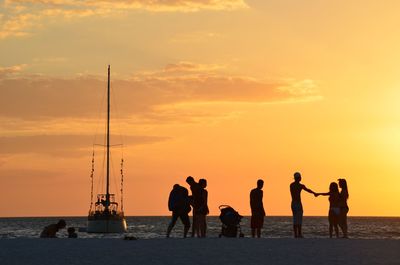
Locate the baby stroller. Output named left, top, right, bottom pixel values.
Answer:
left=218, top=205, right=244, bottom=238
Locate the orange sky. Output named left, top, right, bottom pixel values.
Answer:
left=1, top=0, right=400, bottom=217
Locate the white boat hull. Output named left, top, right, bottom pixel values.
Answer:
left=87, top=218, right=127, bottom=233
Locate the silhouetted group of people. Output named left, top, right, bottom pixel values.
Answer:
left=167, top=176, right=209, bottom=238
left=290, top=172, right=349, bottom=238
left=168, top=172, right=349, bottom=239
left=40, top=172, right=349, bottom=239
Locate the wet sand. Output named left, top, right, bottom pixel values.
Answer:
left=1, top=238, right=399, bottom=265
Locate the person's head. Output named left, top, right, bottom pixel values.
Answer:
left=67, top=227, right=75, bottom=234
left=173, top=184, right=180, bottom=190
left=338, top=178, right=347, bottom=189
left=186, top=176, right=195, bottom=185
left=329, top=182, right=339, bottom=193
left=199, top=178, right=207, bottom=188
left=57, top=219, right=66, bottom=229
left=257, top=179, right=264, bottom=189
left=294, top=172, right=302, bottom=182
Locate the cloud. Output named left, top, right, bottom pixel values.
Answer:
left=0, top=134, right=168, bottom=156
left=0, top=62, right=321, bottom=120
left=1, top=0, right=249, bottom=39
left=0, top=64, right=27, bottom=77
left=169, top=31, right=223, bottom=43
left=6, top=0, right=248, bottom=12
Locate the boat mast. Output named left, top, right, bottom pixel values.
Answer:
left=105, top=65, right=111, bottom=211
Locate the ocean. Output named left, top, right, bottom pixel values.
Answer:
left=0, top=216, right=399, bottom=239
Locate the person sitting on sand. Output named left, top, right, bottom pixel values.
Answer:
left=186, top=176, right=201, bottom=237
left=250, top=179, right=266, bottom=238
left=290, top=172, right=317, bottom=238
left=166, top=184, right=191, bottom=238
left=315, top=182, right=340, bottom=238
left=338, top=178, right=349, bottom=238
left=195, top=178, right=209, bottom=238
left=40, top=219, right=66, bottom=238
left=67, top=227, right=78, bottom=238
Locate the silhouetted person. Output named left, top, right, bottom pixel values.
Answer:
left=316, top=182, right=340, bottom=238
left=250, top=179, right=266, bottom=238
left=290, top=172, right=316, bottom=238
left=67, top=227, right=78, bottom=238
left=196, top=178, right=209, bottom=238
left=338, top=178, right=349, bottom=238
left=40, top=219, right=66, bottom=238
left=186, top=176, right=201, bottom=237
left=166, top=184, right=191, bottom=238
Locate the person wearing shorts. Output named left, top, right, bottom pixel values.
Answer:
left=250, top=179, right=266, bottom=238
left=290, top=172, right=316, bottom=238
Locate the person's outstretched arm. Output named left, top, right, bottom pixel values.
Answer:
left=302, top=185, right=316, bottom=196
left=315, top=192, right=330, bottom=196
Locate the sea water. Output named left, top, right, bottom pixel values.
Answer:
left=0, top=216, right=399, bottom=239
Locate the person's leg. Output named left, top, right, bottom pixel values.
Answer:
left=334, top=224, right=339, bottom=238
left=191, top=213, right=196, bottom=237
left=200, top=215, right=207, bottom=237
left=197, top=215, right=206, bottom=237
left=298, top=205, right=304, bottom=238
left=329, top=212, right=333, bottom=238
left=203, top=215, right=207, bottom=237
left=342, top=209, right=348, bottom=238
left=257, top=215, right=264, bottom=238
left=251, top=215, right=256, bottom=238
left=167, top=213, right=179, bottom=237
left=291, top=203, right=298, bottom=238
left=192, top=213, right=201, bottom=237
left=180, top=213, right=191, bottom=238
left=339, top=208, right=349, bottom=238
left=334, top=213, right=340, bottom=238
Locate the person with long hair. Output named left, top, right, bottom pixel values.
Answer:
left=315, top=182, right=341, bottom=238
left=338, top=178, right=349, bottom=238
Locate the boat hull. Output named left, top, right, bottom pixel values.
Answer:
left=87, top=216, right=127, bottom=233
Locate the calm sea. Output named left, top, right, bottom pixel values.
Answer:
left=0, top=216, right=399, bottom=239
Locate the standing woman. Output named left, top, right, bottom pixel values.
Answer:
left=197, top=178, right=209, bottom=237
left=315, top=182, right=340, bottom=238
left=338, top=178, right=349, bottom=238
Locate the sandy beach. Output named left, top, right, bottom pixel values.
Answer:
left=1, top=238, right=399, bottom=265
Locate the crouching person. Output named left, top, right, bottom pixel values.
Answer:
left=40, top=219, right=66, bottom=238
left=166, top=184, right=191, bottom=238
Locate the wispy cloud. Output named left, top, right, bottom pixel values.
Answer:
left=0, top=64, right=27, bottom=77
left=169, top=31, right=223, bottom=43
left=0, top=134, right=168, bottom=156
left=0, top=62, right=321, bottom=120
left=6, top=0, right=248, bottom=12
left=1, top=0, right=249, bottom=39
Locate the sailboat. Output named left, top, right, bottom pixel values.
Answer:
left=87, top=65, right=128, bottom=233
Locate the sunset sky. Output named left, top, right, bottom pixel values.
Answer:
left=1, top=0, right=400, bottom=217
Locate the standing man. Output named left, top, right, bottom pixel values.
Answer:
left=186, top=176, right=201, bottom=237
left=290, top=172, right=316, bottom=238
left=166, top=184, right=191, bottom=238
left=250, top=179, right=266, bottom=238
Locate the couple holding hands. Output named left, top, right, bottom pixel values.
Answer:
left=290, top=172, right=349, bottom=238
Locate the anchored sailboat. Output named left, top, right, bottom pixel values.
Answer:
left=87, top=65, right=127, bottom=233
